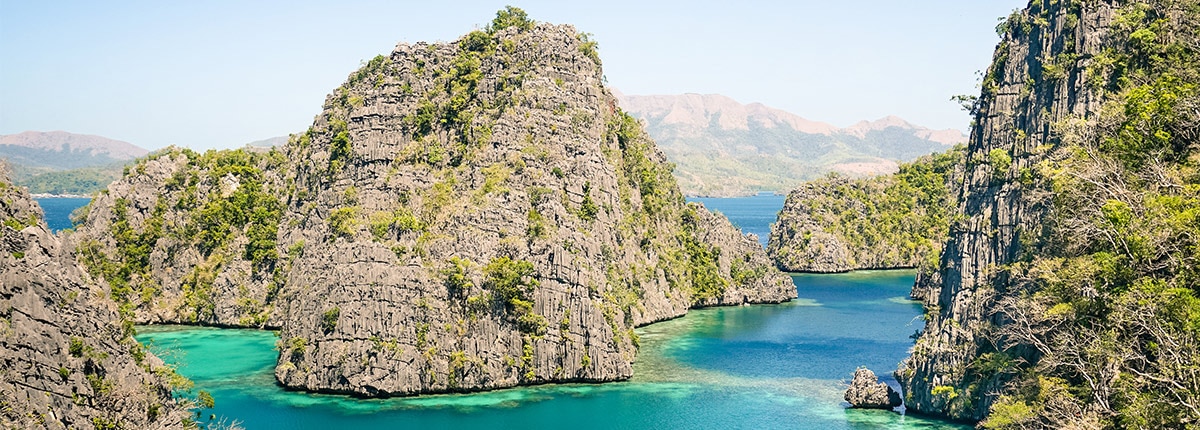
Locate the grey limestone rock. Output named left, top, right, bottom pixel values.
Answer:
left=844, top=368, right=901, bottom=410
left=0, top=164, right=189, bottom=429
left=69, top=18, right=796, bottom=398
left=896, top=0, right=1122, bottom=421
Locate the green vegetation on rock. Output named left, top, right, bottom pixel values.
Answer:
left=71, top=7, right=795, bottom=399
left=767, top=146, right=963, bottom=273
left=76, top=147, right=286, bottom=326
left=893, top=1, right=1200, bottom=427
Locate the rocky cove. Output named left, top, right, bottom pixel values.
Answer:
left=126, top=197, right=968, bottom=429
left=8, top=1, right=1198, bottom=427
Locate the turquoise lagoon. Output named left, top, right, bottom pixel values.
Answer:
left=40, top=196, right=963, bottom=428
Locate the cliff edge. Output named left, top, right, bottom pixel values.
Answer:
left=0, top=164, right=190, bottom=429
left=898, top=0, right=1200, bottom=427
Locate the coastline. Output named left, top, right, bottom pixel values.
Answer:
left=31, top=193, right=91, bottom=199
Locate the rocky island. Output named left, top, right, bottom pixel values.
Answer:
left=766, top=147, right=962, bottom=273
left=66, top=7, right=795, bottom=398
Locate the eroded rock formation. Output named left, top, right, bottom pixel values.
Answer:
left=0, top=164, right=189, bottom=429
left=70, top=11, right=795, bottom=397
left=844, top=368, right=902, bottom=410
left=767, top=149, right=961, bottom=273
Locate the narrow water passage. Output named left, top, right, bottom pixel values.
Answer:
left=137, top=270, right=963, bottom=429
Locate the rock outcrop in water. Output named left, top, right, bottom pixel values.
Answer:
left=70, top=8, right=795, bottom=397
left=898, top=0, right=1200, bottom=427
left=0, top=164, right=189, bottom=429
left=843, top=368, right=901, bottom=410
left=766, top=148, right=962, bottom=273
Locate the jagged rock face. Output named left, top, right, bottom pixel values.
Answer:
left=0, top=166, right=188, bottom=429
left=769, top=178, right=879, bottom=273
left=71, top=18, right=794, bottom=397
left=68, top=148, right=289, bottom=327
left=844, top=368, right=901, bottom=409
left=897, top=0, right=1118, bottom=420
left=272, top=21, right=794, bottom=396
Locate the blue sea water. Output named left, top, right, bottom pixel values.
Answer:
left=34, top=197, right=91, bottom=232
left=689, top=195, right=786, bottom=247
left=121, top=196, right=962, bottom=429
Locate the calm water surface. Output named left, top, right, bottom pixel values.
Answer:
left=119, top=196, right=960, bottom=429
left=689, top=195, right=785, bottom=247
left=34, top=197, right=90, bottom=232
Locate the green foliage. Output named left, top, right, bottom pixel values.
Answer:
left=321, top=307, right=340, bottom=334
left=91, top=417, right=117, bottom=430
left=327, top=207, right=358, bottom=238
left=526, top=208, right=547, bottom=239
left=349, top=54, right=390, bottom=87
left=68, top=337, right=86, bottom=357
left=17, top=166, right=123, bottom=195
left=287, top=337, right=306, bottom=361
left=966, top=3, right=1200, bottom=427
left=369, top=207, right=426, bottom=240
left=577, top=182, right=599, bottom=221
left=442, top=257, right=474, bottom=292
left=988, top=148, right=1012, bottom=179
left=578, top=32, right=600, bottom=64
left=679, top=207, right=726, bottom=301
left=487, top=6, right=534, bottom=34
left=328, top=119, right=352, bottom=170
left=611, top=110, right=678, bottom=215
left=484, top=257, right=545, bottom=334
left=485, top=257, right=538, bottom=307
left=197, top=390, right=215, bottom=409
left=186, top=150, right=283, bottom=262
left=981, top=397, right=1036, bottom=429
left=769, top=146, right=964, bottom=271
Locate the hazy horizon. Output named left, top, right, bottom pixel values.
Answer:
left=1, top=1, right=1026, bottom=151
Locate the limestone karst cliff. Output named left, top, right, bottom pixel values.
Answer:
left=766, top=148, right=962, bottom=273
left=69, top=8, right=795, bottom=397
left=897, top=0, right=1200, bottom=427
left=0, top=164, right=190, bottom=429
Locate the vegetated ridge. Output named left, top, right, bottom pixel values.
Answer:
left=0, top=163, right=193, bottom=429
left=616, top=92, right=966, bottom=197
left=766, top=146, right=963, bottom=273
left=67, top=8, right=795, bottom=398
left=897, top=0, right=1200, bottom=427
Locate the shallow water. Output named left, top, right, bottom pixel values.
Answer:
left=136, top=270, right=961, bottom=429
left=84, top=194, right=959, bottom=429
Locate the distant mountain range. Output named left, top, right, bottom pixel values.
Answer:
left=2, top=99, right=963, bottom=197
left=0, top=131, right=295, bottom=195
left=0, top=131, right=150, bottom=195
left=0, top=131, right=148, bottom=171
left=614, top=92, right=965, bottom=196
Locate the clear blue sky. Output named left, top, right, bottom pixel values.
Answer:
left=0, top=1, right=1026, bottom=151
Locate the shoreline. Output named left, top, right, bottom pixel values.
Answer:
left=31, top=193, right=91, bottom=199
